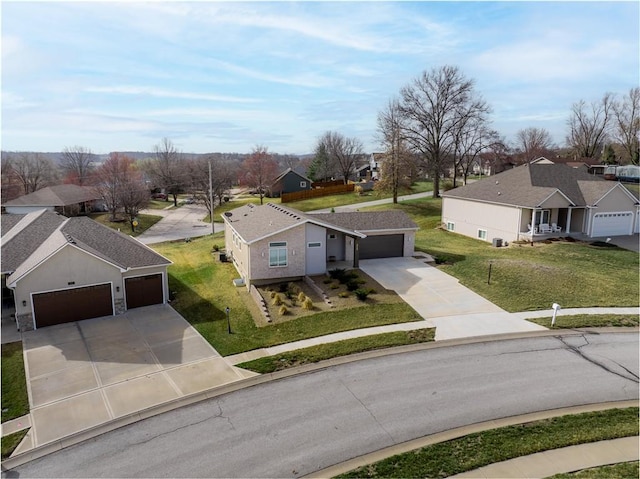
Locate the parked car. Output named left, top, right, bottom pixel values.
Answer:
left=151, top=193, right=168, bottom=200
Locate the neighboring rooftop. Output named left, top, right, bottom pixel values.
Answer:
left=3, top=184, right=100, bottom=207
left=309, top=210, right=418, bottom=232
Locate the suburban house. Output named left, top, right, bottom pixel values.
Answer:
left=269, top=168, right=313, bottom=197
left=3, top=184, right=103, bottom=216
left=369, top=153, right=385, bottom=180
left=222, top=203, right=418, bottom=286
left=441, top=161, right=640, bottom=243
left=1, top=209, right=172, bottom=331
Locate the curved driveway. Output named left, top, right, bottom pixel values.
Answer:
left=6, top=331, right=638, bottom=478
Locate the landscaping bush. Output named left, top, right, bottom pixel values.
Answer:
left=346, top=280, right=359, bottom=291
left=302, top=298, right=314, bottom=310
left=212, top=244, right=220, bottom=252
left=270, top=291, right=277, bottom=299
left=298, top=291, right=307, bottom=302
left=329, top=268, right=347, bottom=281
left=279, top=283, right=288, bottom=293
left=338, top=292, right=350, bottom=298
left=354, top=289, right=370, bottom=301
left=272, top=293, right=283, bottom=306
left=330, top=283, right=340, bottom=289
left=322, top=278, right=333, bottom=284
left=278, top=305, right=288, bottom=316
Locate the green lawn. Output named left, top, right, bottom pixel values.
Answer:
left=237, top=328, right=435, bottom=373
left=366, top=198, right=639, bottom=312
left=1, top=429, right=28, bottom=460
left=529, top=314, right=639, bottom=329
left=89, top=212, right=163, bottom=236
left=1, top=342, right=29, bottom=423
left=338, top=407, right=639, bottom=478
left=550, top=461, right=639, bottom=479
left=153, top=235, right=422, bottom=356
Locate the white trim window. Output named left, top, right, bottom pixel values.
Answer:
left=477, top=229, right=487, bottom=240
left=269, top=241, right=288, bottom=267
left=534, top=209, right=550, bottom=226
left=328, top=234, right=337, bottom=239
left=300, top=181, right=307, bottom=188
left=307, top=242, right=321, bottom=248
left=446, top=222, right=455, bottom=232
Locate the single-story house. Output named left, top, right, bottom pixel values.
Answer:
left=1, top=209, right=172, bottom=331
left=3, top=184, right=102, bottom=216
left=269, top=168, right=313, bottom=197
left=441, top=161, right=640, bottom=243
left=222, top=203, right=418, bottom=286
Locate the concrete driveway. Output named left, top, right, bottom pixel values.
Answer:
left=17, top=305, right=254, bottom=452
left=359, top=257, right=545, bottom=340
left=137, top=203, right=224, bottom=244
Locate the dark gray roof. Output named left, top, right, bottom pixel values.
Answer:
left=1, top=211, right=66, bottom=273
left=62, top=217, right=171, bottom=269
left=271, top=168, right=312, bottom=185
left=309, top=210, right=418, bottom=232
left=1, top=214, right=25, bottom=235
left=3, top=184, right=100, bottom=207
left=442, top=163, right=610, bottom=207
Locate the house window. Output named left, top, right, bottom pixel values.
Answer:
left=269, top=241, right=287, bottom=267
left=328, top=234, right=337, bottom=239
left=308, top=242, right=321, bottom=248
left=300, top=181, right=307, bottom=188
left=446, top=222, right=455, bottom=232
left=477, top=229, right=487, bottom=240
left=534, top=210, right=550, bottom=225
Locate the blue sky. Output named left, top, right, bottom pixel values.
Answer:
left=2, top=1, right=638, bottom=155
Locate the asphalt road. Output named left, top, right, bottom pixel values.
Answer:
left=6, top=332, right=638, bottom=478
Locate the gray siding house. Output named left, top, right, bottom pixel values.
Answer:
left=269, top=168, right=313, bottom=197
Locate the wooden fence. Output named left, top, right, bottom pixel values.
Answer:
left=281, top=183, right=354, bottom=203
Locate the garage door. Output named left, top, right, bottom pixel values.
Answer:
left=591, top=212, right=633, bottom=237
left=359, top=234, right=404, bottom=259
left=33, top=284, right=113, bottom=328
left=125, top=274, right=164, bottom=309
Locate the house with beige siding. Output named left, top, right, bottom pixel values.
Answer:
left=1, top=209, right=171, bottom=331
left=222, top=203, right=418, bottom=286
left=441, top=162, right=639, bottom=243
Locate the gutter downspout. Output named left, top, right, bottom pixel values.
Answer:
left=353, top=237, right=359, bottom=268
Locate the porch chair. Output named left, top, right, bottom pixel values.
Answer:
left=551, top=223, right=562, bottom=233
left=539, top=223, right=552, bottom=234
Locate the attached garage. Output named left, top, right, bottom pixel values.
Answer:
left=591, top=211, right=633, bottom=237
left=359, top=234, right=404, bottom=259
left=33, top=283, right=113, bottom=328
left=125, top=274, right=164, bottom=309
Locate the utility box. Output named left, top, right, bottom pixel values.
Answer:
left=492, top=238, right=503, bottom=248
left=219, top=253, right=227, bottom=262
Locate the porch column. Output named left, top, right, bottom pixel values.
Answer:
left=566, top=207, right=572, bottom=234
left=353, top=237, right=359, bottom=268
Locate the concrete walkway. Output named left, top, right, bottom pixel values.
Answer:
left=451, top=436, right=639, bottom=478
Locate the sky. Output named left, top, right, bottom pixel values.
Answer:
left=1, top=1, right=638, bottom=156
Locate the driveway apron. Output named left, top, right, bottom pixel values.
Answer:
left=18, top=305, right=254, bottom=452
left=359, top=258, right=545, bottom=340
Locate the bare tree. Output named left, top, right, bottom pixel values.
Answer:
left=238, top=145, right=278, bottom=205
left=515, top=127, right=554, bottom=162
left=144, top=138, right=188, bottom=206
left=10, top=152, right=57, bottom=195
left=455, top=122, right=496, bottom=185
left=186, top=155, right=237, bottom=219
left=119, top=168, right=150, bottom=233
left=61, top=146, right=95, bottom=185
left=317, top=131, right=364, bottom=184
left=95, top=153, right=134, bottom=221
left=399, top=65, right=490, bottom=197
left=566, top=93, right=614, bottom=158
left=612, top=87, right=640, bottom=165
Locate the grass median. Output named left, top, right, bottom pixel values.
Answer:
left=237, top=328, right=435, bottom=373
left=550, top=461, right=639, bottom=479
left=529, top=314, right=639, bottom=329
left=1, top=342, right=29, bottom=423
left=338, top=407, right=639, bottom=478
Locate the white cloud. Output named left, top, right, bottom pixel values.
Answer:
left=84, top=86, right=261, bottom=104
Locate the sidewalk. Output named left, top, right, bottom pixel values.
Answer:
left=450, top=436, right=639, bottom=478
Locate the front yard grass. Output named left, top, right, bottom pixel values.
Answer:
left=237, top=328, right=435, bottom=373
left=153, top=235, right=422, bottom=356
left=529, top=314, right=639, bottom=329
left=550, top=461, right=639, bottom=479
left=1, top=342, right=29, bottom=423
left=89, top=212, right=163, bottom=237
left=366, top=198, right=639, bottom=312
left=338, top=407, right=639, bottom=478
left=1, top=430, right=28, bottom=460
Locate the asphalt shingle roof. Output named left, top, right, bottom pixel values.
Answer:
left=3, top=184, right=99, bottom=207
left=308, top=210, right=418, bottom=232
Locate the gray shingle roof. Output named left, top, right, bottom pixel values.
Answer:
left=308, top=210, right=418, bottom=232
left=3, top=184, right=99, bottom=207
left=442, top=163, right=610, bottom=207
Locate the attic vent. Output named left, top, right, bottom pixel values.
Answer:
left=65, top=234, right=76, bottom=244
left=498, top=192, right=502, bottom=195
left=495, top=181, right=499, bottom=184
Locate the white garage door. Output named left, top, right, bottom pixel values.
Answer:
left=591, top=212, right=633, bottom=237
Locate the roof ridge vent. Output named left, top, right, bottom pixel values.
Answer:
left=65, top=233, right=76, bottom=244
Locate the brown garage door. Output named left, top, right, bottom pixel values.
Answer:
left=359, top=234, right=404, bottom=259
left=125, top=274, right=164, bottom=309
left=33, top=284, right=113, bottom=328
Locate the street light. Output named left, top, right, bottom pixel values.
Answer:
left=225, top=306, right=231, bottom=334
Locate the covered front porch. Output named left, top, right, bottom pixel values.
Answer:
left=518, top=206, right=584, bottom=241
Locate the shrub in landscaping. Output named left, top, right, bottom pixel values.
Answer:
left=279, top=305, right=288, bottom=316
left=212, top=244, right=220, bottom=252
left=346, top=280, right=359, bottom=291
left=354, top=289, right=370, bottom=301
left=323, top=278, right=333, bottom=284
left=302, top=298, right=314, bottom=310
left=338, top=292, right=350, bottom=298
left=279, top=283, right=288, bottom=293
left=272, top=293, right=283, bottom=306
left=330, top=283, right=340, bottom=289
left=270, top=291, right=277, bottom=299
left=298, top=291, right=307, bottom=302
left=329, top=268, right=347, bottom=281
left=289, top=282, right=300, bottom=294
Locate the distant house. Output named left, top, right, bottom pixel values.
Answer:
left=3, top=184, right=102, bottom=216
left=441, top=160, right=639, bottom=243
left=1, top=210, right=172, bottom=331
left=369, top=153, right=385, bottom=180
left=269, top=168, right=313, bottom=197
left=222, top=203, right=418, bottom=286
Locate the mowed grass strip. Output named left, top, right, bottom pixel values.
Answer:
left=529, top=314, right=639, bottom=329
left=366, top=198, right=639, bottom=312
left=338, top=408, right=639, bottom=479
left=238, top=328, right=435, bottom=373
left=549, top=461, right=639, bottom=479
left=1, top=430, right=28, bottom=460
left=1, top=342, right=29, bottom=423
left=89, top=212, right=163, bottom=236
left=152, top=235, right=422, bottom=356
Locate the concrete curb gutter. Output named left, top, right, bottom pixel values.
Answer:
left=2, top=328, right=638, bottom=469
left=302, top=400, right=640, bottom=479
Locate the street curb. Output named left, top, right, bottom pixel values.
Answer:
left=1, top=328, right=638, bottom=470
left=302, top=400, right=640, bottom=479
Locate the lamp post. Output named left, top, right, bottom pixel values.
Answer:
left=225, top=306, right=231, bottom=334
